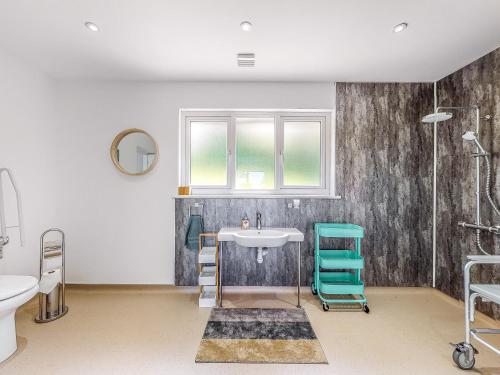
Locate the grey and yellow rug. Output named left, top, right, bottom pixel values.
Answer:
left=195, top=308, right=328, bottom=364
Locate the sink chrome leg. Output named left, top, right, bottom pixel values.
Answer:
left=297, top=242, right=301, bottom=308
left=219, top=241, right=223, bottom=308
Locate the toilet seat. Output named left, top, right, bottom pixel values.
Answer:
left=0, top=275, right=39, bottom=301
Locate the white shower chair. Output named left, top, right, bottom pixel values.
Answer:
left=452, top=255, right=500, bottom=370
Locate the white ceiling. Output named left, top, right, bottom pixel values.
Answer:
left=0, top=0, right=499, bottom=82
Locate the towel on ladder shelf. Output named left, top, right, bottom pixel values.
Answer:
left=185, top=215, right=204, bottom=251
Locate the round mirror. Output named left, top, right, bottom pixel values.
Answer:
left=110, top=129, right=159, bottom=175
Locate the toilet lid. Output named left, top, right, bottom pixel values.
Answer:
left=0, top=275, right=38, bottom=301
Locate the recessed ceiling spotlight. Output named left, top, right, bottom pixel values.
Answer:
left=84, top=21, right=99, bottom=32
left=240, top=21, right=253, bottom=32
left=392, top=22, right=408, bottom=33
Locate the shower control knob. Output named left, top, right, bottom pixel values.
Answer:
left=0, top=236, right=9, bottom=246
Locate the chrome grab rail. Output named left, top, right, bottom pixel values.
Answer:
left=0, top=168, right=25, bottom=258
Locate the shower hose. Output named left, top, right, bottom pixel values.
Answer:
left=476, top=154, right=500, bottom=255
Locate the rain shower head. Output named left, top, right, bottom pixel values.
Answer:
left=462, top=131, right=487, bottom=154
left=421, top=112, right=453, bottom=123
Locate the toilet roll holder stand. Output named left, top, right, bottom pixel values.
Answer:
left=35, top=228, right=68, bottom=323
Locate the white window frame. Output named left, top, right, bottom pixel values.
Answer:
left=179, top=109, right=334, bottom=196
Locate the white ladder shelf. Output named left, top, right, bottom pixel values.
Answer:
left=197, top=233, right=218, bottom=308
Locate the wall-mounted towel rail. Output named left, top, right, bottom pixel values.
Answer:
left=188, top=202, right=204, bottom=217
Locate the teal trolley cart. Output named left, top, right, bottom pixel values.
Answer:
left=311, top=223, right=369, bottom=313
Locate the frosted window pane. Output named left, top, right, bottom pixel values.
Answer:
left=235, top=118, right=275, bottom=189
left=283, top=121, right=321, bottom=186
left=190, top=121, right=227, bottom=185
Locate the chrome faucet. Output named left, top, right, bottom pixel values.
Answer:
left=256, top=211, right=262, bottom=230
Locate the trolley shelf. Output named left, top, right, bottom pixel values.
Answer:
left=314, top=224, right=364, bottom=238
left=318, top=280, right=365, bottom=295
left=319, top=250, right=364, bottom=269
left=318, top=271, right=357, bottom=282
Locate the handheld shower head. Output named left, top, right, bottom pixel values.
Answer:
left=462, top=131, right=477, bottom=141
left=421, top=112, right=453, bottom=123
left=462, top=131, right=487, bottom=154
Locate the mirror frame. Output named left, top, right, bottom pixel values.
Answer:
left=110, top=128, right=159, bottom=176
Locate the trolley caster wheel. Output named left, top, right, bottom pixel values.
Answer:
left=452, top=349, right=475, bottom=370
left=362, top=304, right=370, bottom=314
left=311, top=282, right=318, bottom=295
left=452, top=343, right=476, bottom=370
left=322, top=303, right=330, bottom=311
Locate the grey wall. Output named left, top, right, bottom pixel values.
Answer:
left=436, top=47, right=500, bottom=319
left=175, top=198, right=335, bottom=286
left=175, top=82, right=434, bottom=287
left=336, top=83, right=434, bottom=287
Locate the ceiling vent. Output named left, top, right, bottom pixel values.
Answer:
left=237, top=53, right=255, bottom=67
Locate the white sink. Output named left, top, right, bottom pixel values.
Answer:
left=233, top=229, right=289, bottom=248
left=218, top=227, right=304, bottom=248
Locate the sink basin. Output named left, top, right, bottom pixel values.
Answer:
left=232, top=229, right=289, bottom=248
left=218, top=227, right=304, bottom=248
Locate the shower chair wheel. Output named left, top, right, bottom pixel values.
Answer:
left=362, top=304, right=370, bottom=314
left=322, top=303, right=330, bottom=311
left=311, top=282, right=318, bottom=295
left=452, top=344, right=476, bottom=370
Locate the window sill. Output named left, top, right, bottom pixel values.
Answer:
left=173, top=194, right=342, bottom=199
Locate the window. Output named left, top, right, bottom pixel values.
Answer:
left=235, top=118, right=275, bottom=190
left=283, top=120, right=322, bottom=186
left=189, top=120, right=228, bottom=186
left=181, top=110, right=332, bottom=195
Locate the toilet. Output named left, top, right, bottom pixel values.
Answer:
left=0, top=275, right=39, bottom=363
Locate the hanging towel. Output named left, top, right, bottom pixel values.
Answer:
left=185, top=214, right=204, bottom=251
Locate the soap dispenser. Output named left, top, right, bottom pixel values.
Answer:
left=241, top=214, right=250, bottom=230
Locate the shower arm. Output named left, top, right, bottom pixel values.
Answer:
left=435, top=106, right=480, bottom=126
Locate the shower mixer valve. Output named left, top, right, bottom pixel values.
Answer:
left=0, top=235, right=8, bottom=246
left=458, top=221, right=500, bottom=235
